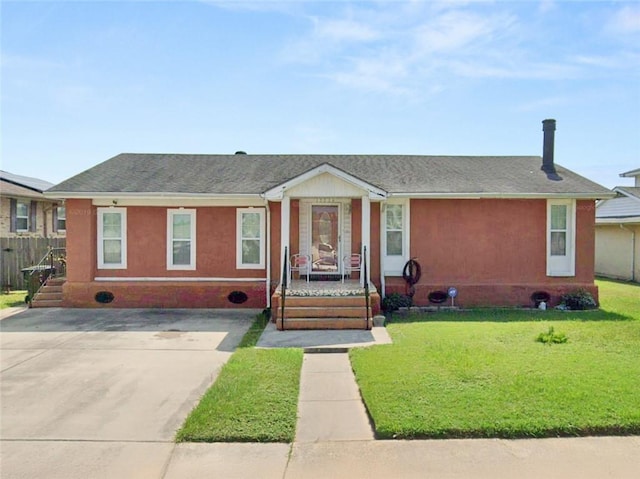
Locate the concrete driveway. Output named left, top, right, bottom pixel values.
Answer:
left=0, top=307, right=255, bottom=478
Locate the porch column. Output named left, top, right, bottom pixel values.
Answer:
left=280, top=195, right=290, bottom=286
left=361, top=195, right=370, bottom=287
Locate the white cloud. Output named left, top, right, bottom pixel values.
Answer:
left=538, top=0, right=557, bottom=15
left=606, top=5, right=640, bottom=35
left=0, top=54, right=61, bottom=70
left=313, top=18, right=379, bottom=43
left=413, top=10, right=513, bottom=54
left=327, top=53, right=413, bottom=96
left=278, top=2, right=638, bottom=98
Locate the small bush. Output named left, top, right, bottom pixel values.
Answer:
left=536, top=326, right=568, bottom=345
left=560, top=289, right=597, bottom=310
left=382, top=293, right=413, bottom=312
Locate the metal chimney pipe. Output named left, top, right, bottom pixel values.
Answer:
left=541, top=119, right=562, bottom=181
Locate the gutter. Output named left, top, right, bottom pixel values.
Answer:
left=43, top=191, right=263, bottom=199
left=389, top=192, right=615, bottom=200
left=265, top=198, right=272, bottom=309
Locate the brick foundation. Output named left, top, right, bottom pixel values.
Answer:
left=384, top=280, right=599, bottom=308
left=63, top=281, right=268, bottom=309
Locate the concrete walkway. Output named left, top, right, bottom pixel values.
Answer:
left=257, top=321, right=392, bottom=350
left=295, top=352, right=374, bottom=442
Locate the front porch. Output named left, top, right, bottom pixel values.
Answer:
left=271, top=280, right=381, bottom=331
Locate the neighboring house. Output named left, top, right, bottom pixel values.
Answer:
left=1, top=171, right=66, bottom=289
left=595, top=168, right=640, bottom=282
left=46, top=119, right=612, bottom=323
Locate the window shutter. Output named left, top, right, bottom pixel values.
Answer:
left=53, top=207, right=58, bottom=233
left=9, top=198, right=17, bottom=232
left=29, top=201, right=37, bottom=232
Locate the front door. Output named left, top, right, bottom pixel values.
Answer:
left=310, top=204, right=340, bottom=275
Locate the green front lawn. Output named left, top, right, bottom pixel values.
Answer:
left=176, top=313, right=303, bottom=442
left=350, top=279, right=640, bottom=439
left=0, top=290, right=27, bottom=309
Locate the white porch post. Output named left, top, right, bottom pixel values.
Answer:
left=280, top=195, right=290, bottom=286
left=361, top=195, right=370, bottom=287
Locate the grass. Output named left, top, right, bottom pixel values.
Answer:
left=596, top=277, right=640, bottom=319
left=350, top=278, right=640, bottom=439
left=176, top=311, right=303, bottom=442
left=0, top=290, right=27, bottom=309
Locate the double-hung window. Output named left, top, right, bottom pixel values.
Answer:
left=55, top=206, right=66, bottom=232
left=547, top=199, right=575, bottom=276
left=383, top=200, right=409, bottom=275
left=237, top=208, right=265, bottom=269
left=167, top=209, right=196, bottom=270
left=16, top=201, right=29, bottom=232
left=97, top=207, right=127, bottom=269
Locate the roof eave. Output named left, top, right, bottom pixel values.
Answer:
left=44, top=191, right=264, bottom=200
left=612, top=187, right=640, bottom=201
left=596, top=216, right=640, bottom=224
left=388, top=192, right=615, bottom=200
left=620, top=168, right=640, bottom=178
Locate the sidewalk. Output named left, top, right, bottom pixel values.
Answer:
left=163, top=344, right=640, bottom=478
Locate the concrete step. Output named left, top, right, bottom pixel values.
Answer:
left=45, top=277, right=66, bottom=286
left=33, top=291, right=63, bottom=301
left=31, top=299, right=63, bottom=308
left=40, top=285, right=63, bottom=293
left=282, top=306, right=371, bottom=319
left=277, top=317, right=372, bottom=330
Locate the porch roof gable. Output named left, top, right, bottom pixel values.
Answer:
left=262, top=163, right=387, bottom=200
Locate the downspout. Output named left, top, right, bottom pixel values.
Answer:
left=265, top=198, right=272, bottom=308
left=380, top=202, right=386, bottom=298
left=620, top=224, right=636, bottom=282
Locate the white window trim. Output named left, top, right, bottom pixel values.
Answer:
left=16, top=200, right=29, bottom=232
left=381, top=199, right=410, bottom=276
left=546, top=199, right=576, bottom=277
left=236, top=208, right=266, bottom=269
left=167, top=209, right=197, bottom=270
left=57, top=206, right=67, bottom=232
left=97, top=207, right=127, bottom=269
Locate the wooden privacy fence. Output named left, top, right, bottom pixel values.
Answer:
left=1, top=237, right=66, bottom=291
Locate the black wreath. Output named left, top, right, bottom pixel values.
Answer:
left=402, top=258, right=422, bottom=297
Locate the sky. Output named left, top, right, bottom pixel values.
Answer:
left=1, top=0, right=639, bottom=189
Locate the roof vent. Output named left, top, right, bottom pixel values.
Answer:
left=235, top=151, right=247, bottom=155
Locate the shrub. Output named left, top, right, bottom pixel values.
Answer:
left=382, top=293, right=413, bottom=312
left=560, top=289, right=597, bottom=310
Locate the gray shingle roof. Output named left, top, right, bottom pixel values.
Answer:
left=1, top=179, right=48, bottom=200
left=1, top=170, right=54, bottom=193
left=47, top=153, right=612, bottom=198
left=615, top=186, right=640, bottom=200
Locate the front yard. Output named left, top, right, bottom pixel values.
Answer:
left=176, top=278, right=639, bottom=442
left=350, top=279, right=640, bottom=438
